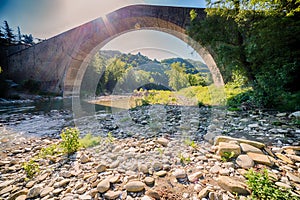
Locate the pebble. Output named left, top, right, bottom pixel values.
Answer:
left=1, top=107, right=300, bottom=200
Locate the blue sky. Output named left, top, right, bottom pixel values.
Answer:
left=0, top=0, right=206, bottom=61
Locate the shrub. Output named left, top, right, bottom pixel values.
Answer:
left=245, top=169, right=299, bottom=200
left=60, top=127, right=80, bottom=154
left=23, top=159, right=40, bottom=179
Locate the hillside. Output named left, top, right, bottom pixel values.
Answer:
left=81, top=50, right=212, bottom=95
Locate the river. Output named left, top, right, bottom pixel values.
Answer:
left=0, top=96, right=299, bottom=149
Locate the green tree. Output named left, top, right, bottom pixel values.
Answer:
left=166, top=62, right=189, bottom=90
left=189, top=0, right=300, bottom=109
left=3, top=20, right=15, bottom=44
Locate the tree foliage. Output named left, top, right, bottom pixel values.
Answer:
left=80, top=51, right=209, bottom=96
left=189, top=0, right=300, bottom=110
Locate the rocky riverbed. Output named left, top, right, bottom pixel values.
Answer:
left=0, top=104, right=300, bottom=199
left=1, top=134, right=300, bottom=200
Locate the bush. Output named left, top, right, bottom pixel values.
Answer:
left=60, top=127, right=80, bottom=154
left=22, top=159, right=40, bottom=179
left=245, top=169, right=298, bottom=200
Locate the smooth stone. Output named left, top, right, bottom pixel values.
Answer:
left=209, top=165, right=222, bottom=174
left=145, top=190, right=160, bottom=199
left=25, top=181, right=36, bottom=188
left=57, top=179, right=71, bottom=187
left=188, top=171, right=203, bottom=182
left=240, top=143, right=263, bottom=154
left=0, top=185, right=14, bottom=195
left=144, top=177, right=155, bottom=186
left=247, top=152, right=273, bottom=166
left=286, top=172, right=300, bottom=183
left=155, top=170, right=167, bottom=177
left=109, top=174, right=120, bottom=183
left=27, top=185, right=43, bottom=198
left=53, top=188, right=63, bottom=195
left=152, top=162, right=163, bottom=171
left=79, top=194, right=92, bottom=200
left=236, top=155, right=254, bottom=169
left=104, top=191, right=122, bottom=200
left=0, top=180, right=14, bottom=189
left=40, top=186, right=54, bottom=197
left=96, top=164, right=107, bottom=173
left=141, top=196, right=152, bottom=200
left=217, top=176, right=249, bottom=195
left=7, top=189, right=28, bottom=200
left=124, top=181, right=145, bottom=192
left=97, top=179, right=110, bottom=193
left=15, top=195, right=27, bottom=200
left=217, top=142, right=241, bottom=157
left=173, top=169, right=186, bottom=179
left=198, top=187, right=210, bottom=199
left=80, top=154, right=90, bottom=163
left=275, top=153, right=294, bottom=164
left=275, top=182, right=292, bottom=189
left=219, top=168, right=230, bottom=176
left=138, top=164, right=149, bottom=174
left=214, top=136, right=265, bottom=148
left=156, top=138, right=169, bottom=147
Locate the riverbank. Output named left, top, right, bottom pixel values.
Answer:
left=0, top=134, right=300, bottom=200
left=0, top=103, right=300, bottom=199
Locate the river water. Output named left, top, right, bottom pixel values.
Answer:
left=1, top=96, right=299, bottom=148
left=0, top=97, right=123, bottom=145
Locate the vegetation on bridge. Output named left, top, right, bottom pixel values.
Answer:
left=189, top=0, right=300, bottom=110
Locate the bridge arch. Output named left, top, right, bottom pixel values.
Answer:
left=7, top=5, right=223, bottom=96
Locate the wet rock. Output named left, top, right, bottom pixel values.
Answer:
left=124, top=181, right=145, bottom=192
left=236, top=155, right=254, bottom=169
left=217, top=176, right=249, bottom=195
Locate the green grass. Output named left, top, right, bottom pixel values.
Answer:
left=79, top=133, right=102, bottom=148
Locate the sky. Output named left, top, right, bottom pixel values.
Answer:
left=0, top=0, right=206, bottom=61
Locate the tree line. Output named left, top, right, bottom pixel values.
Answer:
left=188, top=0, right=300, bottom=110
left=0, top=20, right=37, bottom=45
left=80, top=51, right=211, bottom=96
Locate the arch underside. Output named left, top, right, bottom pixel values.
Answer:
left=63, top=11, right=223, bottom=97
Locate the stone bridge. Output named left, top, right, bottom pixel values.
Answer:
left=7, top=5, right=223, bottom=96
